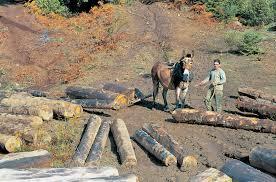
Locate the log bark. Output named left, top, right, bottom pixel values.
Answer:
left=249, top=145, right=276, bottom=174
left=111, top=119, right=137, bottom=167
left=172, top=109, right=276, bottom=134
left=72, top=115, right=102, bottom=165
left=142, top=123, right=197, bottom=171
left=221, top=159, right=275, bottom=182
left=190, top=168, right=232, bottom=182
left=0, top=113, right=43, bottom=127
left=86, top=119, right=111, bottom=166
left=133, top=129, right=177, bottom=166
left=1, top=93, right=83, bottom=118
left=236, top=96, right=276, bottom=121
left=0, top=167, right=119, bottom=181
left=102, top=83, right=136, bottom=100
left=0, top=105, right=53, bottom=121
left=0, top=149, right=51, bottom=168
left=71, top=99, right=120, bottom=110
left=0, top=133, right=22, bottom=153
left=238, top=87, right=276, bottom=103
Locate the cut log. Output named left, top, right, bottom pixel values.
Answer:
left=172, top=109, right=276, bottom=134
left=0, top=133, right=22, bottom=153
left=86, top=119, right=111, bottom=166
left=0, top=167, right=119, bottom=181
left=66, top=86, right=129, bottom=108
left=71, top=99, right=120, bottom=110
left=236, top=96, right=276, bottom=121
left=0, top=113, right=43, bottom=142
left=0, top=105, right=53, bottom=121
left=111, top=119, right=137, bottom=167
left=0, top=149, right=51, bottom=168
left=190, top=168, right=232, bottom=182
left=142, top=123, right=197, bottom=171
left=249, top=145, right=276, bottom=174
left=102, top=83, right=136, bottom=99
left=133, top=129, right=177, bottom=166
left=238, top=87, right=276, bottom=103
left=89, top=174, right=138, bottom=182
left=221, top=159, right=275, bottom=182
left=72, top=115, right=102, bottom=165
left=1, top=93, right=83, bottom=118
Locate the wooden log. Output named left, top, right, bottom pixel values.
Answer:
left=65, top=86, right=129, bottom=108
left=111, top=119, right=137, bottom=167
left=0, top=113, right=43, bottom=127
left=0, top=167, right=119, bottom=181
left=0, top=133, right=22, bottom=153
left=0, top=149, right=51, bottom=168
left=236, top=96, right=276, bottom=121
left=0, top=105, right=53, bottom=121
left=71, top=99, right=120, bottom=110
left=249, top=145, right=276, bottom=174
left=142, top=123, right=197, bottom=171
left=86, top=119, right=111, bottom=166
left=238, top=87, right=276, bottom=103
left=221, top=159, right=275, bottom=182
left=102, top=83, right=136, bottom=99
left=72, top=115, right=102, bottom=165
left=1, top=93, right=83, bottom=118
left=133, top=129, right=177, bottom=166
left=172, top=109, right=276, bottom=134
left=89, top=174, right=138, bottom=182
left=190, top=168, right=232, bottom=182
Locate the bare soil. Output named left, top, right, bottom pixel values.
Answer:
left=0, top=1, right=275, bottom=181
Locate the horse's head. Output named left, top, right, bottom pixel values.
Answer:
left=180, top=50, right=194, bottom=71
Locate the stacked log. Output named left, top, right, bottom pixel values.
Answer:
left=65, top=86, right=129, bottom=109
left=133, top=129, right=177, bottom=166
left=221, top=159, right=275, bottom=182
left=0, top=150, right=51, bottom=168
left=190, top=168, right=232, bottom=182
left=249, top=145, right=276, bottom=174
left=86, top=119, right=111, bottom=166
left=0, top=105, right=53, bottom=121
left=142, top=123, right=197, bottom=171
left=238, top=87, right=276, bottom=103
left=1, top=93, right=83, bottom=118
left=72, top=115, right=102, bottom=165
left=236, top=96, right=276, bottom=121
left=111, top=119, right=137, bottom=167
left=102, top=83, right=136, bottom=100
left=0, top=114, right=43, bottom=142
left=172, top=109, right=276, bottom=134
left=0, top=134, right=22, bottom=153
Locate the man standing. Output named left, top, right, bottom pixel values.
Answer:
left=196, top=59, right=226, bottom=113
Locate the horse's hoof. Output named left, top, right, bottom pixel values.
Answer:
left=163, top=106, right=170, bottom=112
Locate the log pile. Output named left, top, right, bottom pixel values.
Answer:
left=65, top=83, right=150, bottom=110
left=1, top=92, right=83, bottom=119
left=238, top=87, right=276, bottom=103
left=172, top=109, right=276, bottom=134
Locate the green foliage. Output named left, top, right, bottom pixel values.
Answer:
left=224, top=30, right=264, bottom=55
left=200, top=0, right=275, bottom=26
left=36, top=0, right=70, bottom=16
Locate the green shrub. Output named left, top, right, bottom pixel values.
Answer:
left=224, top=30, right=263, bottom=55
left=36, top=0, right=70, bottom=16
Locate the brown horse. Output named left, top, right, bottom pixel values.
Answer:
left=151, top=51, right=194, bottom=111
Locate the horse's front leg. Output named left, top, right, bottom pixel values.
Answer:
left=180, top=87, right=189, bottom=108
left=162, top=88, right=169, bottom=111
left=175, top=87, right=182, bottom=109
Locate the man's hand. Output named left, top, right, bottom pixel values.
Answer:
left=211, top=82, right=217, bottom=87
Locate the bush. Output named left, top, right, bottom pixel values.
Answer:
left=36, top=0, right=70, bottom=16
left=199, top=0, right=275, bottom=26
left=224, top=30, right=263, bottom=55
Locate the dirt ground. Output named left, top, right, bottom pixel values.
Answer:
left=0, top=1, right=275, bottom=181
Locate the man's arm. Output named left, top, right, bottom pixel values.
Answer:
left=217, top=70, right=226, bottom=85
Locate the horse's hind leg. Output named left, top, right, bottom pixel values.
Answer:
left=152, top=79, right=159, bottom=109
